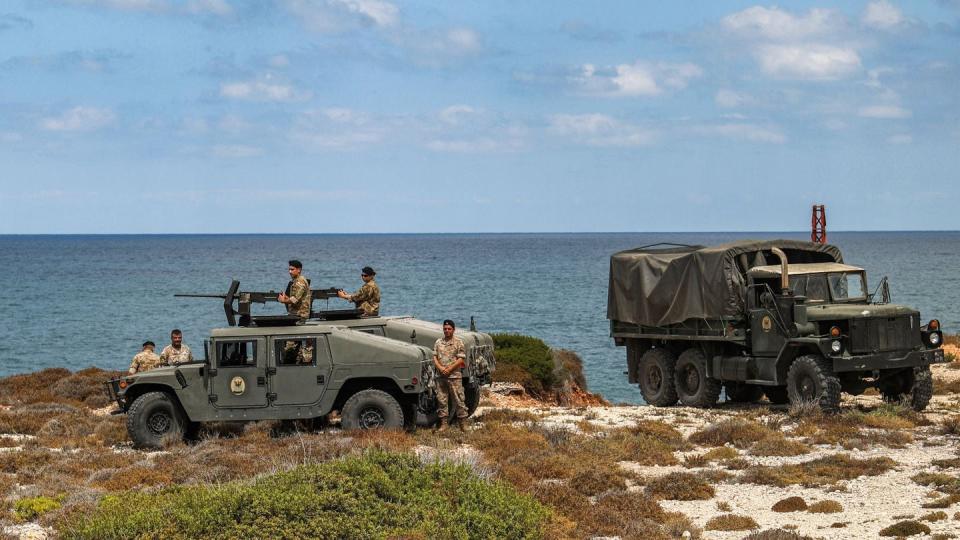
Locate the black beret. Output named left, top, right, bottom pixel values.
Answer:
left=361, top=266, right=376, bottom=276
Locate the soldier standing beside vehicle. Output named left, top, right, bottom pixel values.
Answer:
left=159, top=329, right=193, bottom=365
left=128, top=341, right=163, bottom=374
left=433, top=319, right=468, bottom=431
left=278, top=260, right=312, bottom=322
left=338, top=266, right=380, bottom=317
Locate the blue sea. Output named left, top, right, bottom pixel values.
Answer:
left=1, top=232, right=957, bottom=404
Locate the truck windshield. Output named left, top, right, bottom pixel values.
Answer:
left=828, top=272, right=866, bottom=301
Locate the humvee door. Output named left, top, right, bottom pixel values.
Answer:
left=269, top=335, right=333, bottom=406
left=210, top=338, right=269, bottom=408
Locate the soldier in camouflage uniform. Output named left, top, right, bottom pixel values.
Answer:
left=159, top=329, right=194, bottom=365
left=128, top=341, right=163, bottom=374
left=278, top=259, right=312, bottom=322
left=338, top=266, right=380, bottom=317
left=432, top=319, right=468, bottom=431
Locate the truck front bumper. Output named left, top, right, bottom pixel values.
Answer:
left=832, top=348, right=945, bottom=372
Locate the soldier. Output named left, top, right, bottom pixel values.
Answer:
left=128, top=341, right=163, bottom=374
left=432, top=319, right=468, bottom=431
left=159, top=329, right=194, bottom=365
left=337, top=266, right=380, bottom=317
left=278, top=259, right=312, bottom=322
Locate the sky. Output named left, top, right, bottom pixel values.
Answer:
left=0, top=0, right=958, bottom=233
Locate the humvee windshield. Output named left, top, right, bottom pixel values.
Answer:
left=790, top=272, right=866, bottom=302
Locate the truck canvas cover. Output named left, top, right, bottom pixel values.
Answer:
left=607, top=240, right=843, bottom=326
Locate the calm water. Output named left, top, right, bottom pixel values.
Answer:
left=1, top=232, right=957, bottom=404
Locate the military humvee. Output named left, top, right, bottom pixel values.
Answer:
left=106, top=281, right=495, bottom=448
left=607, top=240, right=946, bottom=411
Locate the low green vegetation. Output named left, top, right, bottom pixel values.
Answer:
left=14, top=495, right=63, bottom=522
left=491, top=334, right=556, bottom=395
left=58, top=451, right=549, bottom=540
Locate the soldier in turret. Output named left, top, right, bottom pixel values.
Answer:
left=338, top=266, right=380, bottom=317
left=278, top=259, right=312, bottom=322
left=128, top=341, right=163, bottom=374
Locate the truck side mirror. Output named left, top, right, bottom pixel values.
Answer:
left=881, top=279, right=891, bottom=304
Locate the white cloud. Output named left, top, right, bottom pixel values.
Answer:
left=569, top=61, right=702, bottom=97
left=397, top=27, right=483, bottom=67
left=693, top=123, right=787, bottom=144
left=186, top=0, right=231, bottom=15
left=715, top=89, right=751, bottom=108
left=548, top=113, right=657, bottom=146
left=333, top=0, right=398, bottom=27
left=858, top=105, right=912, bottom=118
left=60, top=0, right=167, bottom=11
left=212, top=144, right=262, bottom=158
left=40, top=106, right=115, bottom=132
left=425, top=138, right=522, bottom=153
left=757, top=45, right=861, bottom=80
left=282, top=0, right=398, bottom=32
left=887, top=133, right=913, bottom=144
left=439, top=105, right=478, bottom=125
left=59, top=0, right=233, bottom=15
left=862, top=1, right=904, bottom=30
left=722, top=6, right=844, bottom=41
left=220, top=76, right=311, bottom=102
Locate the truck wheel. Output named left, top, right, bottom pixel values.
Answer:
left=724, top=382, right=765, bottom=403
left=908, top=367, right=933, bottom=412
left=786, top=355, right=841, bottom=413
left=675, top=349, right=722, bottom=407
left=639, top=348, right=678, bottom=407
left=764, top=386, right=790, bottom=405
left=341, top=389, right=404, bottom=430
left=126, top=391, right=187, bottom=449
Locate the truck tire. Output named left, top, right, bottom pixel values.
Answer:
left=341, top=389, right=404, bottom=430
left=908, top=367, right=933, bottom=412
left=764, top=386, right=790, bottom=405
left=880, top=367, right=933, bottom=411
left=786, top=355, right=841, bottom=413
left=724, top=382, right=765, bottom=403
left=675, top=349, right=722, bottom=407
left=126, top=391, right=187, bottom=449
left=638, top=348, right=678, bottom=407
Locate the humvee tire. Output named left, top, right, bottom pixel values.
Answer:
left=786, top=355, right=841, bottom=413
left=724, top=382, right=765, bottom=403
left=764, top=386, right=790, bottom=405
left=881, top=367, right=933, bottom=412
left=675, top=349, right=722, bottom=408
left=341, top=389, right=404, bottom=430
left=127, top=391, right=187, bottom=449
left=639, top=348, right=678, bottom=406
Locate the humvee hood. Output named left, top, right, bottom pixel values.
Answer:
left=804, top=303, right=919, bottom=321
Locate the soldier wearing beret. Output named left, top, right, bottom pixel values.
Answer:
left=129, top=341, right=163, bottom=374
left=432, top=319, right=468, bottom=431
left=338, top=266, right=380, bottom=317
left=278, top=259, right=312, bottom=322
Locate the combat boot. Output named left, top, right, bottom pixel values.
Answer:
left=437, top=418, right=448, bottom=432
left=456, top=417, right=466, bottom=432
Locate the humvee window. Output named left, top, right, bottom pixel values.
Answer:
left=829, top=272, right=866, bottom=301
left=277, top=338, right=315, bottom=366
left=218, top=341, right=256, bottom=367
left=355, top=327, right=385, bottom=337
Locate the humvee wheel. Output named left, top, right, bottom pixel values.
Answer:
left=639, top=348, right=678, bottom=406
left=127, top=391, right=187, bottom=449
left=882, top=367, right=933, bottom=411
left=724, top=382, right=765, bottom=403
left=675, top=349, right=721, bottom=407
left=764, top=386, right=790, bottom=405
left=786, top=355, right=841, bottom=413
left=342, top=389, right=404, bottom=430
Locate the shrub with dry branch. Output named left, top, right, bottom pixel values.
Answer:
left=689, top=419, right=773, bottom=448
left=705, top=514, right=759, bottom=531
left=740, top=454, right=896, bottom=487
left=771, top=496, right=807, bottom=512
left=645, top=472, right=715, bottom=500
left=807, top=500, right=843, bottom=513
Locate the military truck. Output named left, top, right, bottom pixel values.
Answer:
left=607, top=240, right=946, bottom=411
left=106, top=281, right=494, bottom=448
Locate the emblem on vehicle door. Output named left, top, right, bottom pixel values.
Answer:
left=761, top=315, right=773, bottom=332
left=230, top=376, right=246, bottom=395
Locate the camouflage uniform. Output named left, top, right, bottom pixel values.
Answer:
left=286, top=275, right=312, bottom=321
left=160, top=344, right=193, bottom=365
left=129, top=350, right=164, bottom=374
left=347, top=280, right=380, bottom=317
left=433, top=336, right=467, bottom=420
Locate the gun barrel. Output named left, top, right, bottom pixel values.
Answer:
left=174, top=294, right=231, bottom=298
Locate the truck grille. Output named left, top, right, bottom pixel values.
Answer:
left=850, top=315, right=920, bottom=354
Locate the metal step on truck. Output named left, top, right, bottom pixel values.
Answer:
left=607, top=240, right=946, bottom=412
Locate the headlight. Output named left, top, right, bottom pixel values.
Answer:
left=929, top=332, right=941, bottom=346
left=831, top=340, right=843, bottom=353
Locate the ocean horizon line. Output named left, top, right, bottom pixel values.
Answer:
left=1, top=229, right=959, bottom=237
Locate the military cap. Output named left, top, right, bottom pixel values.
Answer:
left=362, top=266, right=376, bottom=276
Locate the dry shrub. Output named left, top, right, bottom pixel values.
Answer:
left=0, top=473, right=15, bottom=499
left=351, top=428, right=417, bottom=453
left=0, top=403, right=80, bottom=435
left=0, top=368, right=70, bottom=405
left=0, top=368, right=121, bottom=408
left=683, top=453, right=708, bottom=468
left=934, top=379, right=960, bottom=395
left=740, top=454, right=896, bottom=487
left=703, top=446, right=738, bottom=461
left=772, top=496, right=807, bottom=512
left=0, top=447, right=55, bottom=476
left=689, top=418, right=773, bottom=448
left=922, top=494, right=960, bottom=508
left=476, top=408, right=539, bottom=424
left=940, top=415, right=960, bottom=436
left=91, top=417, right=128, bottom=447
left=645, top=472, right=715, bottom=500
left=749, top=435, right=812, bottom=457
left=807, top=500, right=843, bottom=513
left=879, top=520, right=931, bottom=536
left=932, top=457, right=960, bottom=469
left=743, top=530, right=814, bottom=540
left=723, top=457, right=751, bottom=470
left=716, top=501, right=732, bottom=511
left=49, top=368, right=123, bottom=408
left=36, top=410, right=103, bottom=448
left=698, top=468, right=733, bottom=484
left=570, top=467, right=626, bottom=497
left=535, top=485, right=674, bottom=539
left=571, top=429, right=678, bottom=467
left=921, top=510, right=948, bottom=522
left=93, top=466, right=173, bottom=491
left=794, top=412, right=914, bottom=449
left=912, top=472, right=960, bottom=494
left=629, top=420, right=686, bottom=448
left=705, top=514, right=759, bottom=531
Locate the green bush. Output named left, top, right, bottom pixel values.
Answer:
left=15, top=495, right=63, bottom=522
left=491, top=334, right=556, bottom=394
left=58, top=451, right=549, bottom=540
